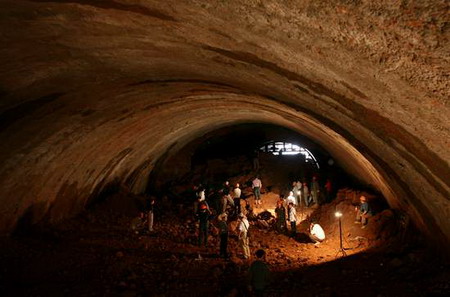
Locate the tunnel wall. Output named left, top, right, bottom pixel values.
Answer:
left=0, top=1, right=448, bottom=250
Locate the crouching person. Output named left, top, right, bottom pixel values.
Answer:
left=309, top=222, right=325, bottom=245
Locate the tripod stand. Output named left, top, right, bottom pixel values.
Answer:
left=335, top=212, right=347, bottom=258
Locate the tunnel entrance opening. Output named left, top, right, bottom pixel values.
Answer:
left=149, top=123, right=378, bottom=199
left=259, top=140, right=320, bottom=168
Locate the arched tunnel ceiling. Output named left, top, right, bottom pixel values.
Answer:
left=0, top=1, right=449, bottom=249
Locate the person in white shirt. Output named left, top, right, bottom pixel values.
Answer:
left=295, top=181, right=303, bottom=206
left=233, top=183, right=242, bottom=215
left=286, top=191, right=297, bottom=206
left=237, top=213, right=251, bottom=259
left=252, top=177, right=262, bottom=207
left=309, top=222, right=325, bottom=245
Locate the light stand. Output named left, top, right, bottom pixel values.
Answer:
left=335, top=211, right=347, bottom=257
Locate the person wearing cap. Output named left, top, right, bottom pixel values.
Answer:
left=237, top=213, right=251, bottom=259
left=248, top=249, right=270, bottom=297
left=218, top=213, right=229, bottom=258
left=355, top=195, right=372, bottom=228
left=309, top=222, right=325, bottom=245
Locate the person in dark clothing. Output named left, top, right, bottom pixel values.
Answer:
left=274, top=200, right=287, bottom=233
left=221, top=181, right=231, bottom=197
left=197, top=202, right=211, bottom=246
left=218, top=213, right=229, bottom=258
left=145, top=196, right=156, bottom=232
left=248, top=249, right=270, bottom=297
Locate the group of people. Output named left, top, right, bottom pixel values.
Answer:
left=195, top=183, right=270, bottom=296
left=195, top=194, right=252, bottom=260
left=194, top=175, right=332, bottom=257
left=286, top=176, right=333, bottom=208
left=132, top=182, right=372, bottom=297
left=194, top=181, right=243, bottom=219
left=193, top=175, right=264, bottom=218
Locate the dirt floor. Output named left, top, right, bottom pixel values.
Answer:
left=1, top=190, right=449, bottom=297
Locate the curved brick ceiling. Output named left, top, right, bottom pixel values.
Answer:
left=0, top=1, right=448, bottom=249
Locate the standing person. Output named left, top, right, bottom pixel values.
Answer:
left=294, top=181, right=303, bottom=206
left=233, top=183, right=242, bottom=217
left=248, top=249, right=270, bottom=297
left=221, top=181, right=231, bottom=197
left=220, top=181, right=234, bottom=214
left=194, top=185, right=207, bottom=216
left=252, top=176, right=262, bottom=208
left=310, top=176, right=320, bottom=206
left=355, top=195, right=372, bottom=229
left=288, top=202, right=297, bottom=237
left=274, top=200, right=287, bottom=233
left=291, top=181, right=299, bottom=194
left=146, top=197, right=156, bottom=232
left=309, top=222, right=325, bottom=245
left=218, top=213, right=229, bottom=258
left=237, top=213, right=251, bottom=259
left=220, top=191, right=234, bottom=215
left=196, top=203, right=211, bottom=247
left=286, top=191, right=297, bottom=206
left=291, top=181, right=299, bottom=206
left=302, top=182, right=310, bottom=207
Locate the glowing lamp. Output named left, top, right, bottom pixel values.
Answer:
left=335, top=211, right=342, bottom=218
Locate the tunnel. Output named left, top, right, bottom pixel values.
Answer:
left=0, top=1, right=449, bottom=296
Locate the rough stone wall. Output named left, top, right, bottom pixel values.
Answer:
left=0, top=1, right=448, bottom=249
